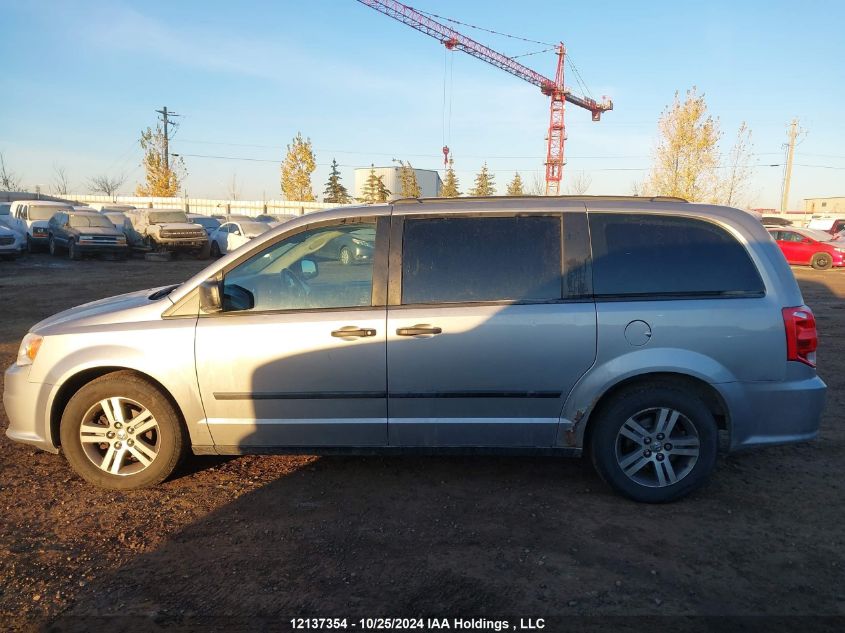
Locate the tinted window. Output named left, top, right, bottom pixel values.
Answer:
left=590, top=213, right=764, bottom=297
left=222, top=222, right=376, bottom=312
left=401, top=216, right=562, bottom=304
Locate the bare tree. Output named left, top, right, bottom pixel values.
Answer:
left=566, top=171, right=593, bottom=195
left=719, top=121, right=754, bottom=207
left=51, top=164, right=71, bottom=196
left=0, top=152, right=23, bottom=191
left=88, top=173, right=126, bottom=196
left=525, top=172, right=545, bottom=196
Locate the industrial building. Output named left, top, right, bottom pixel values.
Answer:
left=805, top=197, right=845, bottom=214
left=353, top=166, right=442, bottom=201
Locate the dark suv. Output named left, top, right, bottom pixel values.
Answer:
left=48, top=211, right=129, bottom=260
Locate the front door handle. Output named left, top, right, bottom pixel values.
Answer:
left=331, top=326, right=377, bottom=339
left=396, top=324, right=443, bottom=337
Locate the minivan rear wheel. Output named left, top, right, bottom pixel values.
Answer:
left=811, top=253, right=832, bottom=270
left=60, top=372, right=187, bottom=489
left=589, top=383, right=718, bottom=503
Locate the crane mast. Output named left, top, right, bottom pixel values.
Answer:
left=357, top=0, right=613, bottom=194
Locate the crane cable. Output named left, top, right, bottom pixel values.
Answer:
left=442, top=46, right=455, bottom=166
left=416, top=8, right=554, bottom=47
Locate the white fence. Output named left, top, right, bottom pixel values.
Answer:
left=55, top=194, right=337, bottom=217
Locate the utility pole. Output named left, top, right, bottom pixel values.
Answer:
left=155, top=106, right=180, bottom=170
left=780, top=118, right=799, bottom=213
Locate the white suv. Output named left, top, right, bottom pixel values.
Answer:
left=7, top=200, right=74, bottom=252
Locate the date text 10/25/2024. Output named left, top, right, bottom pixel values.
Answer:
left=290, top=618, right=546, bottom=631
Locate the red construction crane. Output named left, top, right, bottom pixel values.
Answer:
left=357, top=0, right=613, bottom=195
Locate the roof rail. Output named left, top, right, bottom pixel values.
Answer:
left=393, top=195, right=689, bottom=204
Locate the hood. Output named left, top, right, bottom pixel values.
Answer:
left=32, top=285, right=178, bottom=334
left=76, top=226, right=123, bottom=237
left=152, top=222, right=201, bottom=230
left=0, top=224, right=15, bottom=237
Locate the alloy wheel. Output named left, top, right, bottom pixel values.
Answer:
left=78, top=397, right=161, bottom=476
left=614, top=407, right=700, bottom=488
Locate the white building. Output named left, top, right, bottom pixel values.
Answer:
left=354, top=166, right=442, bottom=201
left=804, top=197, right=845, bottom=214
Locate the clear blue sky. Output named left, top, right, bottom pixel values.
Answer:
left=1, top=0, right=842, bottom=209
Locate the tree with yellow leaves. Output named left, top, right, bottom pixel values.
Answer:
left=396, top=160, right=421, bottom=198
left=469, top=162, right=495, bottom=197
left=136, top=125, right=186, bottom=197
left=506, top=172, right=524, bottom=196
left=281, top=132, right=316, bottom=201
left=645, top=87, right=721, bottom=202
left=440, top=159, right=460, bottom=197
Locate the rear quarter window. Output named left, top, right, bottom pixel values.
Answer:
left=589, top=213, right=764, bottom=297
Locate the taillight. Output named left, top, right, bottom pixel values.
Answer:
left=782, top=305, right=818, bottom=367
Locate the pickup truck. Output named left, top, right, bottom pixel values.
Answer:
left=125, top=208, right=208, bottom=257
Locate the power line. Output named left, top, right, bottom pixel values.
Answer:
left=414, top=8, right=554, bottom=47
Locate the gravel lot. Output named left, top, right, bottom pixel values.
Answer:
left=0, top=254, right=843, bottom=630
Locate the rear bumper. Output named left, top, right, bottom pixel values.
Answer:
left=3, top=363, right=57, bottom=453
left=722, top=375, right=827, bottom=451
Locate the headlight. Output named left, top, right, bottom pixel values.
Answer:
left=351, top=238, right=368, bottom=246
left=16, top=333, right=43, bottom=366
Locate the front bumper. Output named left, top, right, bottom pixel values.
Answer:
left=155, top=239, right=207, bottom=251
left=723, top=375, right=827, bottom=451
left=3, top=363, right=57, bottom=453
left=77, top=243, right=129, bottom=254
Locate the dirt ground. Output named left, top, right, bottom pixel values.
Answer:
left=0, top=253, right=843, bottom=631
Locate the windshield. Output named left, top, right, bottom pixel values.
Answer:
left=150, top=211, right=188, bottom=224
left=30, top=205, right=69, bottom=221
left=69, top=214, right=113, bottom=228
left=242, top=222, right=271, bottom=237
left=191, top=217, right=220, bottom=229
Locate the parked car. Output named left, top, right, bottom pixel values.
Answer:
left=761, top=215, right=793, bottom=227
left=3, top=197, right=826, bottom=503
left=0, top=203, right=13, bottom=229
left=6, top=200, right=74, bottom=252
left=47, top=210, right=129, bottom=260
left=315, top=225, right=375, bottom=265
left=255, top=214, right=298, bottom=224
left=98, top=205, right=137, bottom=214
left=187, top=213, right=221, bottom=236
left=101, top=210, right=130, bottom=230
left=125, top=208, right=208, bottom=256
left=767, top=227, right=845, bottom=270
left=209, top=220, right=271, bottom=257
left=807, top=217, right=845, bottom=235
left=0, top=223, right=23, bottom=259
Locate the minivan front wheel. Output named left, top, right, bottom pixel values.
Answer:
left=590, top=383, right=718, bottom=503
left=60, top=372, right=187, bottom=489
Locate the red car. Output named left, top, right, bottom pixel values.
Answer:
left=767, top=227, right=845, bottom=270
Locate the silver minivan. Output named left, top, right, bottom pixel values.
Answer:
left=3, top=197, right=826, bottom=502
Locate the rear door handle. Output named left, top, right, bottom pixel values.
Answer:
left=396, top=324, right=443, bottom=337
left=331, top=326, right=377, bottom=339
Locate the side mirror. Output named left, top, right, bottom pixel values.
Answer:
left=802, top=238, right=812, bottom=243
left=198, top=277, right=222, bottom=313
left=298, top=258, right=318, bottom=280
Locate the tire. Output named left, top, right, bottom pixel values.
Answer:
left=196, top=241, right=211, bottom=260
left=811, top=253, right=833, bottom=271
left=589, top=382, right=718, bottom=503
left=59, top=371, right=188, bottom=490
left=48, top=235, right=57, bottom=256
left=68, top=239, right=81, bottom=261
left=339, top=246, right=352, bottom=265
left=210, top=241, right=221, bottom=258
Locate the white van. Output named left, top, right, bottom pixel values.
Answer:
left=8, top=200, right=74, bottom=252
